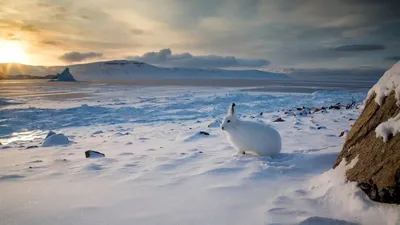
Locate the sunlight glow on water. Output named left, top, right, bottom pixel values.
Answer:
left=0, top=130, right=45, bottom=145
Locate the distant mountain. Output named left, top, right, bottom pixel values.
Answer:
left=0, top=60, right=291, bottom=81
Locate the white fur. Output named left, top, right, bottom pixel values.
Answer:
left=221, top=103, right=281, bottom=156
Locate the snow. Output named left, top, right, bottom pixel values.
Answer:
left=0, top=84, right=399, bottom=225
left=365, top=61, right=400, bottom=142
left=1, top=60, right=291, bottom=81
left=375, top=113, right=400, bottom=142
left=267, top=156, right=400, bottom=224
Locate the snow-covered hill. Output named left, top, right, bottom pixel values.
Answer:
left=0, top=60, right=291, bottom=81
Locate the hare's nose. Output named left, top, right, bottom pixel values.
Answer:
left=221, top=127, right=225, bottom=130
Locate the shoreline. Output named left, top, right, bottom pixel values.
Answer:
left=0, top=78, right=372, bottom=99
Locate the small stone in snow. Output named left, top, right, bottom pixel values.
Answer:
left=85, top=150, right=105, bottom=158
left=199, top=131, right=210, bottom=136
left=339, top=130, right=349, bottom=137
left=259, top=112, right=263, bottom=116
left=26, top=146, right=38, bottom=149
left=92, top=130, right=104, bottom=135
left=329, top=105, right=341, bottom=110
left=273, top=117, right=285, bottom=122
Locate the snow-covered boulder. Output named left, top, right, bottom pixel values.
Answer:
left=207, top=119, right=221, bottom=128
left=57, top=67, right=76, bottom=81
left=334, top=61, right=400, bottom=204
left=42, top=133, right=70, bottom=147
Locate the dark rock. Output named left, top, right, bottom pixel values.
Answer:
left=299, top=216, right=358, bottom=225
left=317, top=126, right=326, bottom=130
left=313, top=108, right=320, bottom=113
left=196, top=120, right=201, bottom=123
left=26, top=146, right=38, bottom=149
left=296, top=107, right=303, bottom=111
left=198, top=151, right=203, bottom=154
left=259, top=112, right=263, bottom=116
left=85, top=150, right=105, bottom=158
left=321, top=107, right=326, bottom=110
left=45, top=131, right=56, bottom=139
left=329, top=105, right=341, bottom=110
left=334, top=91, right=400, bottom=204
left=56, top=67, right=77, bottom=82
left=199, top=131, right=210, bottom=136
left=273, top=117, right=285, bottom=122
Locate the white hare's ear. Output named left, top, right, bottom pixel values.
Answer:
left=228, top=103, right=236, bottom=116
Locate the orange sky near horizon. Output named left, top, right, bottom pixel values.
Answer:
left=0, top=0, right=398, bottom=69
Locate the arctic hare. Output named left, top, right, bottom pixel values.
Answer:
left=221, top=103, right=281, bottom=156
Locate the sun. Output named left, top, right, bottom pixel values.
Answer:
left=0, top=40, right=28, bottom=64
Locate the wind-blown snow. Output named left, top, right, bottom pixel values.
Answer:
left=0, top=85, right=399, bottom=225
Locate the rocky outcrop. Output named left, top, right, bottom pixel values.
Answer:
left=334, top=62, right=400, bottom=204
left=57, top=68, right=76, bottom=81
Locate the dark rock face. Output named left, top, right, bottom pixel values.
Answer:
left=57, top=68, right=76, bottom=81
left=334, top=92, right=400, bottom=204
left=85, top=150, right=105, bottom=158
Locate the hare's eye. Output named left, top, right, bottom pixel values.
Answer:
left=227, top=120, right=231, bottom=123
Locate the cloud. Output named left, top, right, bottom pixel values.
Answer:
left=334, top=44, right=386, bottom=52
left=131, top=29, right=145, bottom=35
left=20, top=24, right=40, bottom=33
left=59, top=51, right=103, bottom=63
left=1, top=0, right=399, bottom=68
left=128, top=48, right=270, bottom=68
left=385, top=56, right=400, bottom=61
left=281, top=67, right=386, bottom=82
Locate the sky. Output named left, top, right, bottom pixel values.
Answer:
left=0, top=0, right=399, bottom=69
